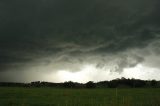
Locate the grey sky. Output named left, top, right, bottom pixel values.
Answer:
left=0, top=0, right=160, bottom=82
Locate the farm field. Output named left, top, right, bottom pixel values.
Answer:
left=0, top=87, right=160, bottom=106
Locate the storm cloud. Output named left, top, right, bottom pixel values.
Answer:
left=0, top=0, right=160, bottom=82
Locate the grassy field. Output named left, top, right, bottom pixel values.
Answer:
left=0, top=87, right=160, bottom=106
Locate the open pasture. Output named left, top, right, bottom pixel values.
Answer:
left=0, top=87, right=160, bottom=106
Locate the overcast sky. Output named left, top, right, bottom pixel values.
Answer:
left=0, top=0, right=160, bottom=83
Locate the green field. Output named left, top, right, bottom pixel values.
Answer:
left=0, top=87, right=160, bottom=106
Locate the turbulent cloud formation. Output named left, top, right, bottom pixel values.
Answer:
left=0, top=0, right=160, bottom=82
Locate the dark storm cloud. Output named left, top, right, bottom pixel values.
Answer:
left=0, top=0, right=160, bottom=73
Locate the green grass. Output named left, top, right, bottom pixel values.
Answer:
left=0, top=87, right=160, bottom=106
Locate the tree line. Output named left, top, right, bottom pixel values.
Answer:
left=0, top=77, right=159, bottom=88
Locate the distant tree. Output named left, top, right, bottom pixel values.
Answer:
left=132, top=79, right=146, bottom=87
left=96, top=81, right=109, bottom=88
left=151, top=80, right=157, bottom=87
left=108, top=80, right=118, bottom=88
left=31, top=81, right=41, bottom=87
left=86, top=81, right=96, bottom=88
left=63, top=81, right=75, bottom=88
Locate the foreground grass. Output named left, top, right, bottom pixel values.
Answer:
left=0, top=87, right=160, bottom=106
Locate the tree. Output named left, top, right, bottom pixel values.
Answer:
left=63, top=81, right=75, bottom=88
left=151, top=80, right=157, bottom=87
left=86, top=81, right=96, bottom=88
left=31, top=81, right=41, bottom=87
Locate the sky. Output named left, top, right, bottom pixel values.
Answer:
left=0, top=0, right=160, bottom=83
